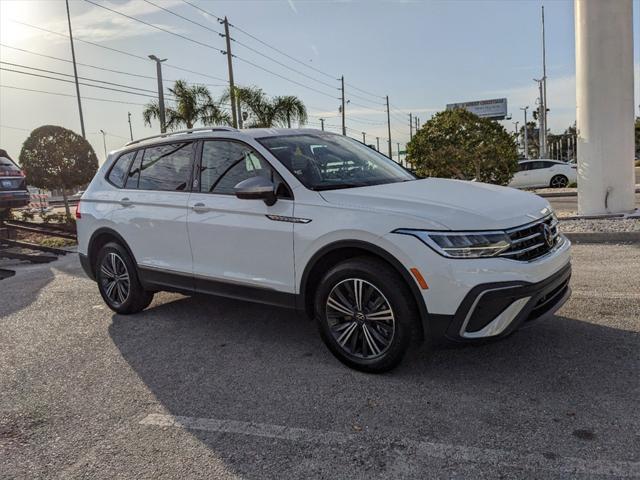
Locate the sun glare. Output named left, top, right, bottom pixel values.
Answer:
left=0, top=0, right=36, bottom=43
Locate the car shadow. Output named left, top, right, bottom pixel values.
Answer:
left=108, top=293, right=639, bottom=476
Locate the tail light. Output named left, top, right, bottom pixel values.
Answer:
left=75, top=201, right=82, bottom=219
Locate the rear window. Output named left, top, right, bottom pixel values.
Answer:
left=137, top=143, right=193, bottom=191
left=107, top=151, right=136, bottom=188
left=0, top=156, right=21, bottom=176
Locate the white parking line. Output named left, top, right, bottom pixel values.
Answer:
left=140, top=413, right=640, bottom=477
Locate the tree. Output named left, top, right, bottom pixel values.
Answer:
left=273, top=95, right=307, bottom=128
left=635, top=117, right=639, bottom=159
left=223, top=86, right=307, bottom=128
left=407, top=109, right=518, bottom=185
left=143, top=80, right=230, bottom=131
left=19, top=125, right=98, bottom=219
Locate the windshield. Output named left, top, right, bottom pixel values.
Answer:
left=258, top=133, right=415, bottom=190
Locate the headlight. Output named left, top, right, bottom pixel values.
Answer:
left=395, top=229, right=511, bottom=258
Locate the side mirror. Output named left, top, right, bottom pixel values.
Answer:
left=234, top=176, right=277, bottom=206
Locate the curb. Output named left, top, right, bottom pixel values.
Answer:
left=537, top=187, right=640, bottom=198
left=564, top=231, right=640, bottom=244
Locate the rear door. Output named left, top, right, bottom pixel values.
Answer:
left=108, top=142, right=195, bottom=277
left=187, top=139, right=295, bottom=304
left=510, top=162, right=530, bottom=187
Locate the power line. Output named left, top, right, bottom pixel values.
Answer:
left=0, top=43, right=226, bottom=88
left=231, top=38, right=338, bottom=91
left=0, top=67, right=162, bottom=99
left=180, top=0, right=224, bottom=22
left=141, top=0, right=223, bottom=35
left=0, top=61, right=167, bottom=97
left=10, top=20, right=228, bottom=83
left=0, top=84, right=148, bottom=106
left=344, top=82, right=384, bottom=100
left=233, top=55, right=338, bottom=99
left=83, top=0, right=221, bottom=52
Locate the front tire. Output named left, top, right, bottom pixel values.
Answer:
left=550, top=174, right=568, bottom=188
left=314, top=257, right=420, bottom=373
left=95, top=242, right=153, bottom=314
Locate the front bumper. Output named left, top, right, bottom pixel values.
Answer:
left=440, top=261, right=571, bottom=342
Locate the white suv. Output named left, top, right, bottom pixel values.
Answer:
left=77, top=128, right=571, bottom=372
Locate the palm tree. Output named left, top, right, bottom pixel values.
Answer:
left=223, top=86, right=307, bottom=128
left=273, top=95, right=307, bottom=128
left=143, top=80, right=230, bottom=131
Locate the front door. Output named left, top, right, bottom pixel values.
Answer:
left=187, top=139, right=295, bottom=306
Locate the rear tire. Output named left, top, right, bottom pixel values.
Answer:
left=95, top=242, right=153, bottom=314
left=550, top=175, right=568, bottom=188
left=313, top=257, right=420, bottom=373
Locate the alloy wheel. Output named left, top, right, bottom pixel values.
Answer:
left=100, top=252, right=130, bottom=306
left=551, top=175, right=568, bottom=188
left=325, top=278, right=395, bottom=359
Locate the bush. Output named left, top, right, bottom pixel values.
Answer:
left=407, top=109, right=518, bottom=185
left=20, top=210, right=35, bottom=221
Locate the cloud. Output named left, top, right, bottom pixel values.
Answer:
left=287, top=0, right=298, bottom=14
left=10, top=0, right=187, bottom=44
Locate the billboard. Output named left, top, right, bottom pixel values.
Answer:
left=446, top=98, right=508, bottom=120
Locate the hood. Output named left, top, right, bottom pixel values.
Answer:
left=318, top=178, right=552, bottom=231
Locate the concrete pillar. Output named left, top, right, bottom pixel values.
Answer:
left=575, top=0, right=635, bottom=215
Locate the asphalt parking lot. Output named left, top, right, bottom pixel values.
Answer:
left=1, top=244, right=639, bottom=479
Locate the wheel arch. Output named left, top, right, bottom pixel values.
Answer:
left=87, top=227, right=138, bottom=279
left=298, top=240, right=429, bottom=342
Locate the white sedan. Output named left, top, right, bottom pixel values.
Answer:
left=509, top=159, right=577, bottom=189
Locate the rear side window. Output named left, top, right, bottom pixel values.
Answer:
left=0, top=156, right=21, bottom=175
left=107, top=151, right=136, bottom=188
left=137, top=143, right=193, bottom=191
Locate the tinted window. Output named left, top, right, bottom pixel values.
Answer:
left=107, top=151, right=136, bottom=188
left=517, top=163, right=530, bottom=172
left=542, top=161, right=557, bottom=168
left=528, top=161, right=545, bottom=170
left=200, top=141, right=273, bottom=195
left=137, top=143, right=193, bottom=191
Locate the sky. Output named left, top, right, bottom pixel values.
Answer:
left=0, top=0, right=639, bottom=164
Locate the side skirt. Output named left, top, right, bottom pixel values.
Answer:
left=138, top=266, right=297, bottom=310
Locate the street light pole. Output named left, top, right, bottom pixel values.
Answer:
left=340, top=76, right=346, bottom=136
left=362, top=132, right=366, bottom=144
left=99, top=129, right=107, bottom=160
left=386, top=95, right=392, bottom=158
left=127, top=112, right=133, bottom=141
left=520, top=106, right=529, bottom=159
left=376, top=137, right=380, bottom=151
left=149, top=55, right=167, bottom=133
left=319, top=118, right=325, bottom=131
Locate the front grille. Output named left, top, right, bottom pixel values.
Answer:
left=501, top=215, right=560, bottom=262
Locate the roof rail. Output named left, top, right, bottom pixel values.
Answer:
left=125, top=126, right=237, bottom=146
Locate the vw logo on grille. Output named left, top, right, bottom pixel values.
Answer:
left=542, top=224, right=554, bottom=247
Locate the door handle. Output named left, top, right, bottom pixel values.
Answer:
left=120, top=197, right=133, bottom=206
left=192, top=202, right=209, bottom=213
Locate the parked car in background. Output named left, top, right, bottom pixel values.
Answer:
left=0, top=149, right=30, bottom=210
left=509, top=159, right=577, bottom=189
left=77, top=128, right=571, bottom=372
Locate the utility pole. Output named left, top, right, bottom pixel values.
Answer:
left=319, top=118, right=325, bottom=131
left=409, top=113, right=413, bottom=140
left=520, top=106, right=529, bottom=159
left=385, top=95, right=392, bottom=158
left=99, top=129, right=107, bottom=160
left=376, top=137, right=380, bottom=151
left=340, top=76, right=346, bottom=135
left=222, top=17, right=238, bottom=128
left=535, top=78, right=546, bottom=158
left=65, top=0, right=85, bottom=138
left=541, top=5, right=548, bottom=148
left=149, top=55, right=167, bottom=133
left=127, top=112, right=133, bottom=141
left=397, top=142, right=400, bottom=165
left=237, top=98, right=243, bottom=129
left=415, top=117, right=419, bottom=133
left=362, top=132, right=366, bottom=143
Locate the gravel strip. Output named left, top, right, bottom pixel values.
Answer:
left=559, top=218, right=640, bottom=233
